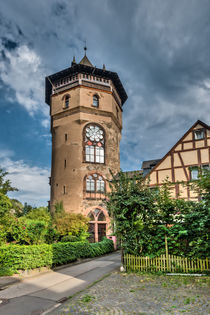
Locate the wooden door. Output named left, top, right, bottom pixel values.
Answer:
left=98, top=223, right=106, bottom=242
left=88, top=223, right=95, bottom=243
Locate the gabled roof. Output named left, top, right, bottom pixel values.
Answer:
left=123, top=170, right=143, bottom=178
left=142, top=159, right=161, bottom=169
left=145, top=120, right=210, bottom=179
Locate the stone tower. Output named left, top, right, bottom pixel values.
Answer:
left=45, top=51, right=127, bottom=241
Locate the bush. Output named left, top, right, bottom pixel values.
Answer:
left=25, top=207, right=51, bottom=223
left=61, top=235, right=81, bottom=242
left=0, top=238, right=114, bottom=274
left=52, top=243, right=77, bottom=265
left=0, top=244, right=52, bottom=271
left=6, top=217, right=48, bottom=245
left=53, top=212, right=89, bottom=237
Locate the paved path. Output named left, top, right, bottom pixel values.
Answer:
left=51, top=272, right=210, bottom=315
left=0, top=251, right=121, bottom=315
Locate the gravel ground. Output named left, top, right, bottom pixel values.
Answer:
left=50, top=272, right=210, bottom=315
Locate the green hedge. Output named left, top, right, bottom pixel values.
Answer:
left=0, top=238, right=114, bottom=273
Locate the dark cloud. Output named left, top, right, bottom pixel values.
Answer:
left=51, top=1, right=67, bottom=16
left=0, top=0, right=210, bottom=171
left=2, top=38, right=18, bottom=50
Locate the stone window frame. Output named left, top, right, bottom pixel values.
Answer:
left=83, top=173, right=106, bottom=200
left=62, top=93, right=70, bottom=109
left=92, top=94, right=99, bottom=108
left=83, top=123, right=106, bottom=165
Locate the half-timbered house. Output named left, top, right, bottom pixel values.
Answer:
left=142, top=120, right=210, bottom=200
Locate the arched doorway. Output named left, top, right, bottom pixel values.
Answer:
left=88, top=208, right=107, bottom=242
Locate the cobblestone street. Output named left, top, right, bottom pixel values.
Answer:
left=50, top=272, right=210, bottom=315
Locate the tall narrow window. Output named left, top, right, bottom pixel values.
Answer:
left=92, top=95, right=99, bottom=107
left=63, top=94, right=70, bottom=109
left=96, top=176, right=105, bottom=192
left=64, top=159, right=66, bottom=168
left=190, top=167, right=199, bottom=180
left=86, top=175, right=95, bottom=192
left=116, top=106, right=119, bottom=119
left=84, top=124, right=105, bottom=163
left=63, top=185, right=66, bottom=194
left=65, top=133, right=68, bottom=142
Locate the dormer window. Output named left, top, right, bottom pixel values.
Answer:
left=193, top=129, right=205, bottom=140
left=93, top=95, right=99, bottom=107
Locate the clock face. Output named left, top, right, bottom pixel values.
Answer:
left=86, top=125, right=104, bottom=142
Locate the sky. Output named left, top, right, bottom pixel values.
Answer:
left=0, top=0, right=210, bottom=206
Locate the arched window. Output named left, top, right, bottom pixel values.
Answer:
left=84, top=124, right=105, bottom=164
left=98, top=211, right=106, bottom=221
left=87, top=209, right=107, bottom=242
left=88, top=212, right=94, bottom=221
left=63, top=94, right=70, bottom=108
left=93, top=95, right=99, bottom=107
left=84, top=173, right=106, bottom=199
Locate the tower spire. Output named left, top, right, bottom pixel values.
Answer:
left=84, top=40, right=87, bottom=56
left=79, top=41, right=93, bottom=67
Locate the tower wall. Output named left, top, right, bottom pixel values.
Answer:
left=46, top=60, right=127, bottom=241
left=50, top=85, right=121, bottom=214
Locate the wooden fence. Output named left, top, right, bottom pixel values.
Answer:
left=123, top=254, right=209, bottom=273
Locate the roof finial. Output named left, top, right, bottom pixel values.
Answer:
left=84, top=40, right=87, bottom=56
left=71, top=55, right=76, bottom=66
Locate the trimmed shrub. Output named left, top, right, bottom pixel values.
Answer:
left=61, top=235, right=81, bottom=242
left=52, top=243, right=77, bottom=265
left=0, top=244, right=52, bottom=271
left=0, top=238, right=114, bottom=274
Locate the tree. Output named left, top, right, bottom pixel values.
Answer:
left=0, top=193, right=12, bottom=221
left=106, top=171, right=209, bottom=258
left=106, top=171, right=156, bottom=256
left=25, top=207, right=51, bottom=223
left=0, top=168, right=18, bottom=195
left=10, top=199, right=24, bottom=217
left=191, top=169, right=210, bottom=205
left=53, top=212, right=89, bottom=238
left=22, top=202, right=33, bottom=216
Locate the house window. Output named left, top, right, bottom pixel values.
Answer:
left=63, top=185, right=66, bottom=194
left=85, top=173, right=106, bottom=199
left=193, top=129, right=205, bottom=140
left=190, top=167, right=199, bottom=180
left=63, top=94, right=70, bottom=109
left=84, top=124, right=105, bottom=163
left=202, top=164, right=210, bottom=174
left=65, top=133, right=68, bottom=142
left=93, top=95, right=99, bottom=107
left=64, top=159, right=66, bottom=168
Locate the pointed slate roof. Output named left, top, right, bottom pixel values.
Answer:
left=79, top=55, right=93, bottom=67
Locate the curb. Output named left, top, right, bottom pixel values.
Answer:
left=0, top=250, right=120, bottom=288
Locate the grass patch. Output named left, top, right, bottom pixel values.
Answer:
left=80, top=294, right=95, bottom=303
left=184, top=297, right=191, bottom=305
